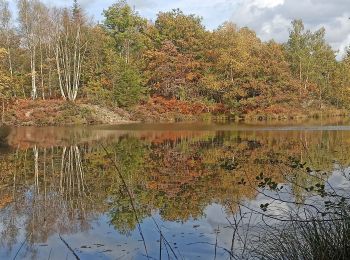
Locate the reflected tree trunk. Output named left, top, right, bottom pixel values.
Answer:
left=33, top=146, right=39, bottom=194
left=60, top=146, right=86, bottom=195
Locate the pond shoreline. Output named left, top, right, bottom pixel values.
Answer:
left=1, top=99, right=349, bottom=127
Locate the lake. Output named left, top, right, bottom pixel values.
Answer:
left=1, top=120, right=350, bottom=259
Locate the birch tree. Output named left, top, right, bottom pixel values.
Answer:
left=0, top=0, right=13, bottom=81
left=55, top=6, right=87, bottom=101
left=36, top=3, right=50, bottom=100
left=17, top=0, right=42, bottom=99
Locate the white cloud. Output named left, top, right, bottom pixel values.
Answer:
left=128, top=0, right=238, bottom=29
left=231, top=0, right=350, bottom=57
left=250, top=0, right=285, bottom=9
left=260, top=14, right=290, bottom=40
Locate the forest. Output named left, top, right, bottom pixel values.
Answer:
left=1, top=0, right=350, bottom=124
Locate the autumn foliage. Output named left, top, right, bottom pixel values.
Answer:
left=1, top=0, right=350, bottom=125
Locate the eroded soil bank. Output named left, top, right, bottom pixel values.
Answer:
left=1, top=99, right=134, bottom=126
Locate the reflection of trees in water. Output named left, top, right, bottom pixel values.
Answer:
left=137, top=131, right=350, bottom=222
left=0, top=147, right=24, bottom=252
left=30, top=146, right=95, bottom=243
left=107, top=137, right=152, bottom=235
left=60, top=146, right=86, bottom=197
left=2, top=130, right=350, bottom=248
left=0, top=145, right=107, bottom=253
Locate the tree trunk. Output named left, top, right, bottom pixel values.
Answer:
left=6, top=36, right=14, bottom=97
left=48, top=43, right=52, bottom=98
left=56, top=44, right=66, bottom=100
left=40, top=40, right=45, bottom=100
left=31, top=47, right=37, bottom=99
left=299, top=58, right=302, bottom=97
left=55, top=22, right=86, bottom=102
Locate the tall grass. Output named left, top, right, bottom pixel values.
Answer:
left=252, top=208, right=350, bottom=260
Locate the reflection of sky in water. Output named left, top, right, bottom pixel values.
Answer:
left=328, top=168, right=350, bottom=195
left=0, top=206, right=232, bottom=259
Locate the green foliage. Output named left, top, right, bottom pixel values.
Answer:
left=103, top=0, right=149, bottom=63
left=108, top=137, right=149, bottom=234
left=83, top=26, right=145, bottom=107
left=113, top=137, right=146, bottom=174
left=112, top=60, right=144, bottom=107
left=285, top=20, right=337, bottom=107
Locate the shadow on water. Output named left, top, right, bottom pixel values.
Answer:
left=1, top=122, right=350, bottom=259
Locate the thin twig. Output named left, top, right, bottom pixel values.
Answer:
left=59, top=234, right=80, bottom=260
left=48, top=248, right=52, bottom=260
left=214, top=225, right=219, bottom=260
left=151, top=216, right=178, bottom=259
left=159, top=231, right=162, bottom=260
left=13, top=232, right=31, bottom=260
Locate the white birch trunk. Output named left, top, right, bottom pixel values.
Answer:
left=31, top=47, right=37, bottom=99
left=55, top=19, right=86, bottom=101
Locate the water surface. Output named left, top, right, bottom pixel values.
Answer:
left=1, top=120, right=350, bottom=259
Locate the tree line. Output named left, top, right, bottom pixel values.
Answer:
left=1, top=0, right=350, bottom=117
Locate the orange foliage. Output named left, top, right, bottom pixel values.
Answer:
left=139, top=96, right=225, bottom=116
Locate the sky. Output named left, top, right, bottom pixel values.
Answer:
left=9, top=0, right=350, bottom=57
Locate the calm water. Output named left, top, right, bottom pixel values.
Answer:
left=1, top=120, right=350, bottom=259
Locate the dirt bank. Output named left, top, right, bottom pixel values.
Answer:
left=2, top=99, right=135, bottom=126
